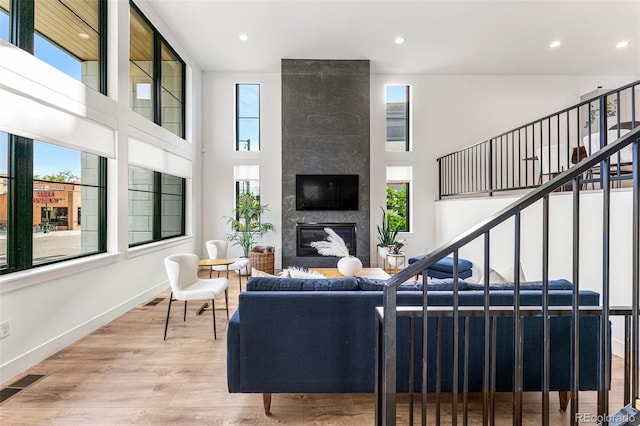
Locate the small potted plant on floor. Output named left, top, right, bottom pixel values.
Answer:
left=225, top=192, right=275, bottom=273
left=377, top=206, right=399, bottom=258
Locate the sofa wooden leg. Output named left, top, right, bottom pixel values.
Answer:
left=558, top=391, right=570, bottom=412
left=263, top=393, right=272, bottom=416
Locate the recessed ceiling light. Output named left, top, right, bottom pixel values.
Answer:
left=549, top=40, right=562, bottom=48
left=395, top=36, right=405, bottom=45
left=616, top=40, right=629, bottom=49
left=239, top=33, right=249, bottom=42
left=78, top=33, right=90, bottom=39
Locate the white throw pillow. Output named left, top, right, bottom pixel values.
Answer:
left=285, top=267, right=326, bottom=279
left=479, top=264, right=527, bottom=284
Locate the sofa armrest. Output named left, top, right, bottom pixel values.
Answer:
left=227, top=310, right=241, bottom=392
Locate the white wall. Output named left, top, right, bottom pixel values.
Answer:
left=434, top=189, right=636, bottom=356
left=369, top=74, right=638, bottom=265
left=201, top=72, right=282, bottom=266
left=0, top=0, right=203, bottom=383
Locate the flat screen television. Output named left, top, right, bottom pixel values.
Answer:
left=296, top=174, right=359, bottom=211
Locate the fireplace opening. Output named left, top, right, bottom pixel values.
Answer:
left=296, top=223, right=356, bottom=257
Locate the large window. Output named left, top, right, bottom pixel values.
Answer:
left=386, top=85, right=410, bottom=152
left=386, top=166, right=411, bottom=232
left=236, top=84, right=260, bottom=151
left=2, top=0, right=107, bottom=93
left=0, top=131, right=107, bottom=274
left=130, top=2, right=185, bottom=138
left=0, top=1, right=9, bottom=42
left=234, top=165, right=260, bottom=220
left=128, top=165, right=185, bottom=246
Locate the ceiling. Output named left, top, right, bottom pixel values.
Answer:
left=144, top=0, right=640, bottom=75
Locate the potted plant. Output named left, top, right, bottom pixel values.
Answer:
left=225, top=191, right=275, bottom=259
left=376, top=206, right=400, bottom=263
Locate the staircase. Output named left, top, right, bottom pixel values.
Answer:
left=376, top=83, right=640, bottom=424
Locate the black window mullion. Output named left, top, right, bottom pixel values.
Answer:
left=153, top=171, right=162, bottom=240
left=405, top=182, right=410, bottom=232
left=98, top=156, right=107, bottom=252
left=9, top=135, right=33, bottom=271
left=99, top=0, right=107, bottom=95
left=153, top=33, right=162, bottom=126
left=405, top=86, right=410, bottom=151
left=180, top=177, right=186, bottom=236
left=10, top=0, right=34, bottom=52
left=235, top=84, right=240, bottom=150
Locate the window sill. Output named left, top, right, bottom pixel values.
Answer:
left=0, top=252, right=121, bottom=294
left=127, top=235, right=193, bottom=259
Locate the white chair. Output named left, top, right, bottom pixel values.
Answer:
left=205, top=240, right=250, bottom=292
left=163, top=253, right=229, bottom=340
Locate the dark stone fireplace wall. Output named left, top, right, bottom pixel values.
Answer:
left=281, top=59, right=371, bottom=268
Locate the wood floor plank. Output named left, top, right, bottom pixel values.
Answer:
left=0, top=272, right=631, bottom=425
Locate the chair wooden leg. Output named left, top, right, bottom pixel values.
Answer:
left=238, top=273, right=242, bottom=293
left=163, top=292, right=173, bottom=341
left=225, top=289, right=229, bottom=319
left=263, top=393, right=272, bottom=416
left=558, top=391, right=570, bottom=412
left=183, top=301, right=187, bottom=321
left=211, top=298, right=217, bottom=339
left=209, top=267, right=213, bottom=279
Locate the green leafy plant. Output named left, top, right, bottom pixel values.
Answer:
left=224, top=192, right=275, bottom=257
left=376, top=206, right=399, bottom=247
left=386, top=185, right=408, bottom=231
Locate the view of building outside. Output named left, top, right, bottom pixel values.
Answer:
left=31, top=141, right=101, bottom=265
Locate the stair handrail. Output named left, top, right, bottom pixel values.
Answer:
left=378, top=126, right=639, bottom=423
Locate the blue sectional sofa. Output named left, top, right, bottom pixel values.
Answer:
left=227, top=276, right=604, bottom=415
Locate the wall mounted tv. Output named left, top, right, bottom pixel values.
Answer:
left=296, top=174, right=359, bottom=211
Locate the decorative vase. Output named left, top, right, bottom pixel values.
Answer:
left=337, top=256, right=363, bottom=277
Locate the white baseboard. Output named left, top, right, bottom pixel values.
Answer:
left=613, top=337, right=625, bottom=359
left=0, top=282, right=167, bottom=384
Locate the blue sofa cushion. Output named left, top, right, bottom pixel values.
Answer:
left=409, top=255, right=473, bottom=272
left=427, top=268, right=473, bottom=279
left=247, top=276, right=359, bottom=291
left=466, top=279, right=573, bottom=291
left=356, top=277, right=470, bottom=291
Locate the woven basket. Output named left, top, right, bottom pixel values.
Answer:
left=250, top=251, right=275, bottom=275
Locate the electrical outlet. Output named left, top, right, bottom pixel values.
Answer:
left=0, top=320, right=10, bottom=339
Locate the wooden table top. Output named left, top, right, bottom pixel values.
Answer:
left=310, top=267, right=390, bottom=280
left=199, top=258, right=234, bottom=267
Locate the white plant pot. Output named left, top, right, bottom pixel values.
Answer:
left=377, top=246, right=389, bottom=260
left=337, top=256, right=363, bottom=277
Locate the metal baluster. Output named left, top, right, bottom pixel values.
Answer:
left=571, top=176, right=581, bottom=424
left=464, top=316, right=470, bottom=426
left=632, top=134, right=639, bottom=407
left=542, top=195, right=550, bottom=425
left=483, top=231, right=491, bottom=426
left=436, top=316, right=442, bottom=425
left=422, top=273, right=428, bottom=426
left=452, top=250, right=460, bottom=426
left=491, top=316, right=497, bottom=426
left=597, top=124, right=611, bottom=419
left=513, top=212, right=523, bottom=425
left=409, top=316, right=414, bottom=425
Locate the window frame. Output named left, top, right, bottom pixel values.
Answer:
left=386, top=181, right=410, bottom=233
left=235, top=83, right=261, bottom=151
left=1, top=132, right=107, bottom=275
left=127, top=166, right=186, bottom=248
left=130, top=1, right=186, bottom=138
left=385, top=85, right=411, bottom=152
left=6, top=0, right=107, bottom=94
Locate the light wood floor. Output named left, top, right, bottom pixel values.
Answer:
left=0, top=272, right=629, bottom=425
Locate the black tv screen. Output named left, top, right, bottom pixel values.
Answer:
left=296, top=174, right=359, bottom=211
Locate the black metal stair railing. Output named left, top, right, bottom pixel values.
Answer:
left=376, top=127, right=640, bottom=425
left=438, top=80, right=639, bottom=198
